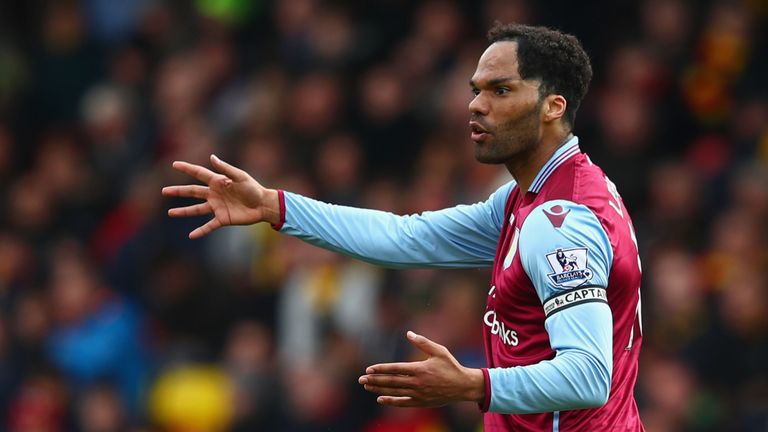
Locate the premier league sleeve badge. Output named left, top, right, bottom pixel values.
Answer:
left=545, top=247, right=594, bottom=288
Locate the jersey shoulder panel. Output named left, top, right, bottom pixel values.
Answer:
left=570, top=156, right=623, bottom=218
left=518, top=200, right=613, bottom=314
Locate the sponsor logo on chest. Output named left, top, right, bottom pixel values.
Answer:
left=484, top=309, right=519, bottom=346
left=484, top=286, right=519, bottom=346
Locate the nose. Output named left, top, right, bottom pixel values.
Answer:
left=469, top=92, right=489, bottom=116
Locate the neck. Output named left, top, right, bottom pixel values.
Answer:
left=505, top=132, right=573, bottom=192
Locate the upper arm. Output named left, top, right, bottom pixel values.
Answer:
left=470, top=200, right=618, bottom=414
left=518, top=200, right=612, bottom=305
left=519, top=200, right=614, bottom=379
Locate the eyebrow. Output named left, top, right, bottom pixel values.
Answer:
left=469, top=76, right=521, bottom=88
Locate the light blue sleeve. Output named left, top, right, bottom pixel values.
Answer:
left=279, top=181, right=515, bottom=268
left=487, top=200, right=614, bottom=413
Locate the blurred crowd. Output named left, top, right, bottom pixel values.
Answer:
left=0, top=0, right=766, bottom=431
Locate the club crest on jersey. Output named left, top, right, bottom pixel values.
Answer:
left=545, top=247, right=593, bottom=287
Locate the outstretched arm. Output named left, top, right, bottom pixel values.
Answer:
left=164, top=155, right=513, bottom=268
left=277, top=187, right=510, bottom=268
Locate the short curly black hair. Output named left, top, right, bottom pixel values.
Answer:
left=487, top=23, right=592, bottom=128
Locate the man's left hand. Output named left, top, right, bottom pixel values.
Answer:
left=358, top=331, right=485, bottom=407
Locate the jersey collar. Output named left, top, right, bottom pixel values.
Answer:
left=528, top=135, right=580, bottom=193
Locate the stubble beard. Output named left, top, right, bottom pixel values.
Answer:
left=474, top=100, right=542, bottom=165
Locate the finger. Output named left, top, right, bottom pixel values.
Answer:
left=168, top=203, right=212, bottom=218
left=365, top=362, right=419, bottom=375
left=210, top=154, right=247, bottom=181
left=359, top=374, right=416, bottom=388
left=189, top=218, right=223, bottom=239
left=406, top=331, right=448, bottom=357
left=363, top=385, right=417, bottom=398
left=162, top=185, right=209, bottom=199
left=172, top=161, right=216, bottom=184
left=376, top=396, right=421, bottom=408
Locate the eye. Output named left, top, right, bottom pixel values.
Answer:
left=495, top=87, right=510, bottom=95
left=471, top=88, right=480, bottom=96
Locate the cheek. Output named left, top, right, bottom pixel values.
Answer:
left=495, top=96, right=539, bottom=120
left=513, top=98, right=543, bottom=123
left=496, top=106, right=537, bottom=131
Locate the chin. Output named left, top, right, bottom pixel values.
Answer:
left=474, top=148, right=506, bottom=165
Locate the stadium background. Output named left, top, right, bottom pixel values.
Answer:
left=0, top=0, right=767, bottom=430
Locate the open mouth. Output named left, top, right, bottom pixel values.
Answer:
left=470, top=121, right=490, bottom=142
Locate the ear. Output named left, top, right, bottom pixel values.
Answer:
left=542, top=95, right=567, bottom=123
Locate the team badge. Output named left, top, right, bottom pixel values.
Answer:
left=545, top=247, right=593, bottom=287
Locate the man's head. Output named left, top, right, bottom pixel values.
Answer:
left=469, top=23, right=592, bottom=164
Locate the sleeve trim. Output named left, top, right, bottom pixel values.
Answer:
left=271, top=189, right=286, bottom=231
left=479, top=368, right=492, bottom=412
left=543, top=285, right=607, bottom=318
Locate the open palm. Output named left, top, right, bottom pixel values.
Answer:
left=162, top=155, right=279, bottom=239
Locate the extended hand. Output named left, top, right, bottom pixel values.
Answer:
left=162, top=154, right=281, bottom=239
left=359, top=331, right=485, bottom=407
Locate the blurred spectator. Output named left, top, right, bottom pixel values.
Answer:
left=223, top=320, right=280, bottom=430
left=76, top=383, right=126, bottom=432
left=33, top=1, right=103, bottom=124
left=645, top=247, right=706, bottom=353
left=0, top=45, right=27, bottom=113
left=639, top=355, right=698, bottom=432
left=82, top=0, right=149, bottom=45
left=285, top=72, right=343, bottom=148
left=81, top=83, right=146, bottom=196
left=6, top=371, right=68, bottom=432
left=0, top=231, right=33, bottom=297
left=635, top=160, right=704, bottom=254
left=729, top=162, right=768, bottom=219
left=355, top=63, right=424, bottom=177
left=0, top=124, right=16, bottom=182
left=640, top=0, right=691, bottom=59
left=363, top=407, right=449, bottom=432
left=277, top=244, right=383, bottom=367
left=0, top=316, right=15, bottom=413
left=45, top=242, right=147, bottom=416
left=315, top=133, right=363, bottom=204
left=11, top=292, right=50, bottom=368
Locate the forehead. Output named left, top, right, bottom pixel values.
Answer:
left=472, top=41, right=520, bottom=83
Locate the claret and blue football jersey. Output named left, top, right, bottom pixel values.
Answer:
left=275, top=136, right=644, bottom=431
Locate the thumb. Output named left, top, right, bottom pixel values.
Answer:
left=210, top=154, right=246, bottom=181
left=407, top=331, right=447, bottom=357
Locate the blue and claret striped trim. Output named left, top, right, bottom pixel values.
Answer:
left=529, top=136, right=580, bottom=193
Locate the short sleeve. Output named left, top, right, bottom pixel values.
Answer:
left=518, top=200, right=613, bottom=319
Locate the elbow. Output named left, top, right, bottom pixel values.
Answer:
left=581, top=383, right=610, bottom=409
left=576, top=362, right=611, bottom=409
left=568, top=381, right=609, bottom=410
left=561, top=349, right=611, bottom=410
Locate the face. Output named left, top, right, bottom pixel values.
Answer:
left=469, top=41, right=543, bottom=164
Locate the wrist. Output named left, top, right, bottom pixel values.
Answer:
left=263, top=188, right=283, bottom=227
left=463, top=367, right=486, bottom=404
